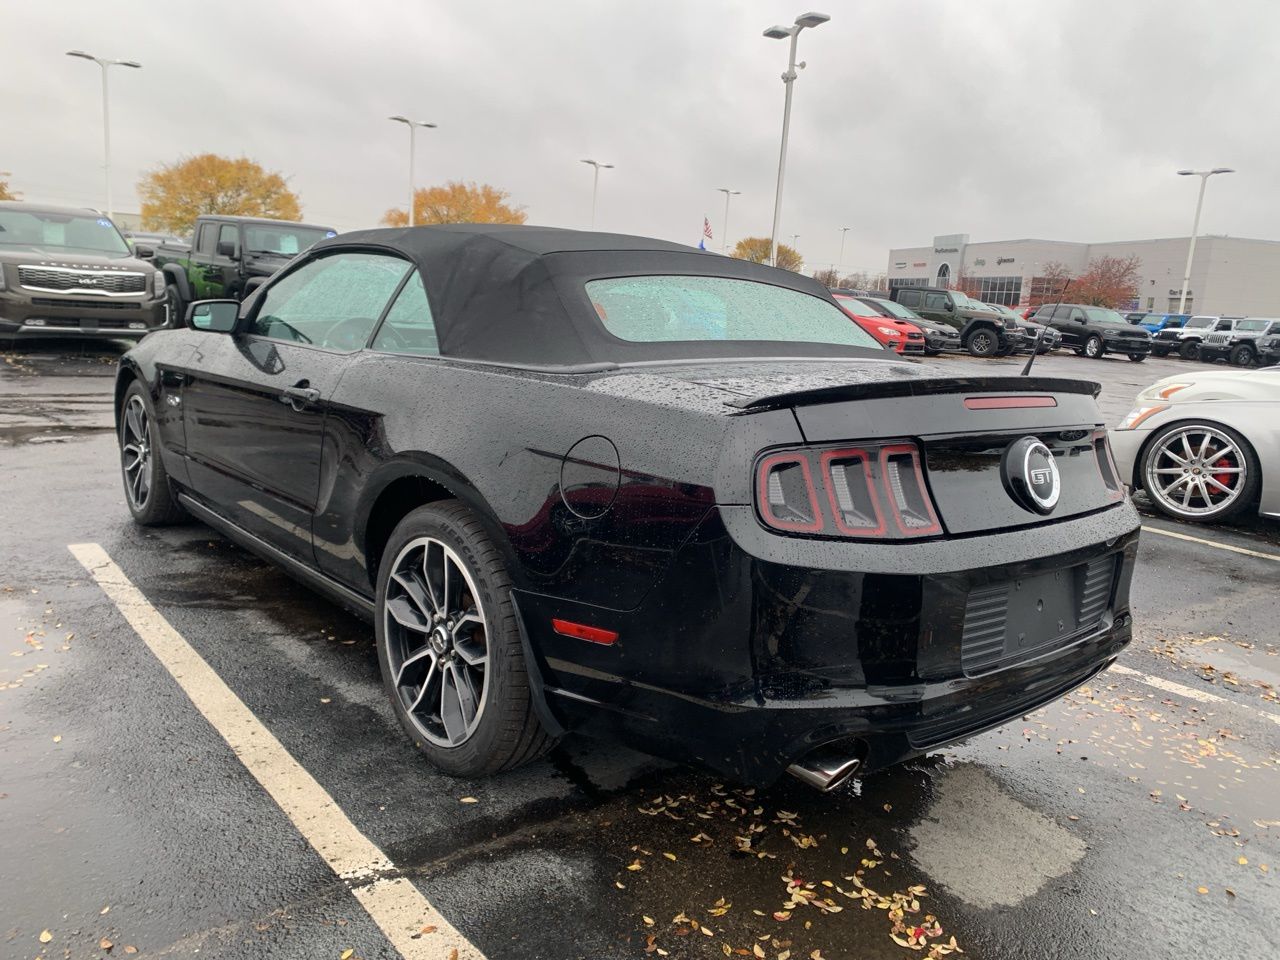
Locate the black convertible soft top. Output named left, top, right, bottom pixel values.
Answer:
left=310, top=224, right=884, bottom=367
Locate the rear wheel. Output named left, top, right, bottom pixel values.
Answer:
left=119, top=381, right=188, bottom=526
left=1128, top=353, right=1146, bottom=362
left=1179, top=340, right=1200, bottom=360
left=1141, top=422, right=1259, bottom=523
left=1229, top=344, right=1255, bottom=367
left=965, top=328, right=999, bottom=357
left=1083, top=335, right=1104, bottom=358
left=375, top=501, right=556, bottom=777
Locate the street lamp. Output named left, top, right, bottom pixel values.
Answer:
left=388, top=116, right=437, bottom=227
left=837, top=226, right=850, bottom=273
left=66, top=50, right=141, bottom=220
left=581, top=159, right=613, bottom=230
left=1174, top=167, right=1234, bottom=314
left=763, top=11, right=830, bottom=267
left=716, top=187, right=740, bottom=254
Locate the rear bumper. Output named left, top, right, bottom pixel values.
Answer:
left=0, top=290, right=170, bottom=339
left=519, top=503, right=1140, bottom=784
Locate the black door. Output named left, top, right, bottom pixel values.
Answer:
left=1052, top=305, right=1086, bottom=350
left=182, top=249, right=414, bottom=564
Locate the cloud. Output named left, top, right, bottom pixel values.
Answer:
left=6, top=0, right=1271, bottom=272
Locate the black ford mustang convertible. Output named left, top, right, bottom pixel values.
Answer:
left=116, top=225, right=1140, bottom=790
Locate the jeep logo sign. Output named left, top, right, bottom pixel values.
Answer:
left=1001, top=436, right=1061, bottom=515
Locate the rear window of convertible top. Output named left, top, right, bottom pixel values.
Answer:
left=585, top=275, right=880, bottom=349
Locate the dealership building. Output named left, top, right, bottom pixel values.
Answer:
left=886, top=233, right=1280, bottom=316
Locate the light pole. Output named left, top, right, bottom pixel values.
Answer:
left=716, top=187, right=740, bottom=254
left=389, top=116, right=437, bottom=227
left=837, top=226, right=849, bottom=274
left=66, top=51, right=141, bottom=220
left=764, top=12, right=830, bottom=267
left=581, top=159, right=613, bottom=230
left=1175, top=167, right=1234, bottom=314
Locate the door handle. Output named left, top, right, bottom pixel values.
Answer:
left=280, top=383, right=320, bottom=409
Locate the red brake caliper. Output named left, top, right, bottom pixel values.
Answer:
left=1211, top=448, right=1236, bottom=500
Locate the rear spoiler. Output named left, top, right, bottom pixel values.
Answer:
left=726, top=375, right=1101, bottom=411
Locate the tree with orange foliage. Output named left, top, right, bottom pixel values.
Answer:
left=732, top=236, right=802, bottom=272
left=0, top=176, right=16, bottom=201
left=138, top=155, right=302, bottom=235
left=381, top=181, right=526, bottom=227
left=1069, top=254, right=1142, bottom=308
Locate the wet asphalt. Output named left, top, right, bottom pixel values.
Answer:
left=1, top=340, right=1276, bottom=960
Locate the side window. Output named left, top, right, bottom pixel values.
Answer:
left=248, top=251, right=410, bottom=351
left=898, top=289, right=920, bottom=307
left=924, top=293, right=948, bottom=310
left=371, top=272, right=439, bottom=356
left=195, top=223, right=216, bottom=255
left=217, top=223, right=238, bottom=256
left=1069, top=308, right=1087, bottom=322
left=1052, top=305, right=1073, bottom=321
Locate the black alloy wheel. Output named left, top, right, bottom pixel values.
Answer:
left=1083, top=335, right=1104, bottom=359
left=1140, top=422, right=1259, bottom=523
left=1229, top=344, right=1255, bottom=367
left=1179, top=340, right=1200, bottom=360
left=119, top=382, right=188, bottom=525
left=375, top=501, right=556, bottom=776
left=965, top=329, right=998, bottom=357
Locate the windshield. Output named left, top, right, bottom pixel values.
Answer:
left=1237, top=319, right=1271, bottom=332
left=864, top=297, right=921, bottom=321
left=952, top=292, right=994, bottom=311
left=986, top=303, right=1019, bottom=319
left=243, top=224, right=336, bottom=257
left=0, top=208, right=130, bottom=256
left=1185, top=316, right=1215, bottom=329
left=586, top=276, right=881, bottom=350
left=1082, top=307, right=1130, bottom=326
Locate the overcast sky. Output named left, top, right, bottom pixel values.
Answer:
left=4, top=0, right=1273, bottom=273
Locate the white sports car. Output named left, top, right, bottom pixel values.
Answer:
left=1110, top=366, right=1279, bottom=523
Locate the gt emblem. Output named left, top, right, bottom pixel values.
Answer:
left=1001, top=437, right=1061, bottom=515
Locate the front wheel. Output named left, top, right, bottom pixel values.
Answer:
left=1084, top=335, right=1104, bottom=358
left=1128, top=353, right=1146, bottom=362
left=375, top=501, right=557, bottom=777
left=165, top=284, right=185, bottom=327
left=965, top=328, right=999, bottom=357
left=1140, top=422, right=1259, bottom=523
left=119, top=381, right=188, bottom=525
left=1179, top=340, right=1200, bottom=360
left=1152, top=347, right=1170, bottom=358
left=1229, top=344, right=1255, bottom=367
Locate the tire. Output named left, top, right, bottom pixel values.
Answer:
left=165, top=284, right=185, bottom=328
left=1083, top=335, right=1104, bottom=359
left=1152, top=347, right=1169, bottom=358
left=1229, top=344, right=1255, bottom=367
left=1140, top=421, right=1260, bottom=523
left=965, top=328, right=999, bottom=357
left=1179, top=340, right=1200, bottom=360
left=1128, top=353, right=1146, bottom=362
left=119, top=381, right=188, bottom=525
left=374, top=501, right=557, bottom=777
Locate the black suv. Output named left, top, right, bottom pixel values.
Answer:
left=890, top=286, right=1014, bottom=357
left=1030, top=303, right=1151, bottom=361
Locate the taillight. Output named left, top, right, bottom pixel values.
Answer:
left=1093, top=431, right=1125, bottom=501
left=756, top=441, right=941, bottom=540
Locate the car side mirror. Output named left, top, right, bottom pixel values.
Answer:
left=216, top=240, right=241, bottom=260
left=186, top=299, right=240, bottom=333
left=133, top=244, right=155, bottom=259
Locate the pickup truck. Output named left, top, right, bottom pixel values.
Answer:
left=154, top=215, right=335, bottom=316
left=889, top=286, right=1015, bottom=357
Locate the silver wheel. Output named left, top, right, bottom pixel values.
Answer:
left=1144, top=425, right=1247, bottom=519
left=383, top=536, right=489, bottom=747
left=1084, top=336, right=1103, bottom=358
left=121, top=395, right=152, bottom=509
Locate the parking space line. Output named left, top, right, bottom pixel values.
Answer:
left=68, top=543, right=485, bottom=960
left=1109, top=663, right=1280, bottom=726
left=1141, top=524, right=1280, bottom=562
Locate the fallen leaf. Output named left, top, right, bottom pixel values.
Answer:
left=100, top=938, right=114, bottom=951
left=341, top=951, right=354, bottom=960
left=123, top=948, right=138, bottom=956
left=1237, top=856, right=1248, bottom=866
left=53, top=735, right=62, bottom=743
left=1225, top=888, right=1236, bottom=897
left=626, top=860, right=644, bottom=871
left=449, top=950, right=459, bottom=960
left=663, top=852, right=677, bottom=861
left=320, top=698, right=332, bottom=704
left=100, top=906, right=110, bottom=915
left=459, top=797, right=479, bottom=804
left=643, top=916, right=655, bottom=927
left=1197, top=886, right=1209, bottom=895
left=419, top=925, right=437, bottom=934
left=39, top=930, right=52, bottom=943
left=753, top=944, right=766, bottom=958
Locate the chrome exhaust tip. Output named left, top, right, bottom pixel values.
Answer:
left=785, top=744, right=863, bottom=792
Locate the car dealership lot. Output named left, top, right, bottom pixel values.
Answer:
left=2, top=343, right=1277, bottom=960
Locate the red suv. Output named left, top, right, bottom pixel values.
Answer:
left=832, top=291, right=925, bottom=355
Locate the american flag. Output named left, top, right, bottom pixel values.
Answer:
left=703, top=217, right=714, bottom=241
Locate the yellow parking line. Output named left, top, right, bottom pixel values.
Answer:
left=69, top=543, right=485, bottom=960
left=1141, top=525, right=1280, bottom=562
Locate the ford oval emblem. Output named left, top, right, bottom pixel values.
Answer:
left=1002, top=436, right=1061, bottom=514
